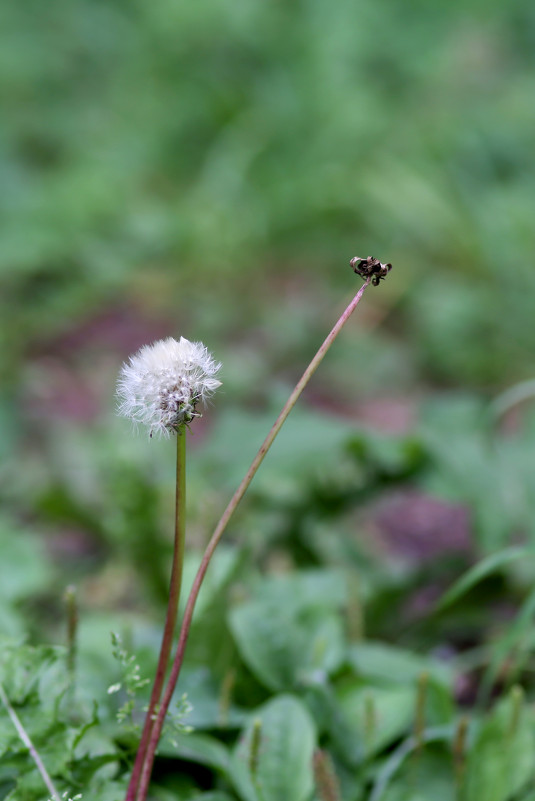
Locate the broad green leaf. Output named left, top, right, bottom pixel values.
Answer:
left=370, top=727, right=453, bottom=801
left=348, top=642, right=451, bottom=685
left=229, top=601, right=305, bottom=691
left=436, top=547, right=530, bottom=611
left=73, top=779, right=127, bottom=801
left=148, top=781, right=206, bottom=801
left=230, top=695, right=316, bottom=801
left=229, top=600, right=344, bottom=691
left=303, top=613, right=345, bottom=677
left=425, top=680, right=455, bottom=727
left=256, top=570, right=348, bottom=614
left=300, top=681, right=363, bottom=766
left=336, top=684, right=415, bottom=758
left=462, top=690, right=535, bottom=801
left=158, top=731, right=230, bottom=773
left=194, top=794, right=238, bottom=801
left=0, top=779, right=16, bottom=800
left=347, top=432, right=426, bottom=480
left=379, top=748, right=455, bottom=801
left=0, top=645, right=63, bottom=706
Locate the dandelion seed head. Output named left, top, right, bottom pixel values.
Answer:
left=117, top=336, right=222, bottom=437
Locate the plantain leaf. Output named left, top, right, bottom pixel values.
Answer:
left=229, top=599, right=344, bottom=692
left=461, top=689, right=535, bottom=801
left=436, top=547, right=530, bottom=611
left=230, top=695, right=316, bottom=801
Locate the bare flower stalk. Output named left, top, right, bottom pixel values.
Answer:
left=126, top=432, right=186, bottom=801
left=133, top=275, right=373, bottom=800
left=64, top=584, right=78, bottom=693
left=0, top=681, right=60, bottom=801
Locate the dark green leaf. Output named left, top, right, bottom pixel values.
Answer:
left=348, top=642, right=451, bottom=685
left=230, top=599, right=344, bottom=692
left=436, top=547, right=530, bottom=611
left=462, top=689, right=535, bottom=801
left=230, top=695, right=316, bottom=801
left=336, top=684, right=416, bottom=758
left=157, top=731, right=231, bottom=774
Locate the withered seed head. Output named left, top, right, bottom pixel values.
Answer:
left=350, top=256, right=392, bottom=286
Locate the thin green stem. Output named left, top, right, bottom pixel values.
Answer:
left=0, top=681, right=60, bottom=801
left=134, top=277, right=372, bottom=800
left=126, top=431, right=186, bottom=801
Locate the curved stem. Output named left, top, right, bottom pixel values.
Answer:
left=134, top=277, right=371, bottom=800
left=126, top=432, right=186, bottom=801
left=0, top=682, right=60, bottom=801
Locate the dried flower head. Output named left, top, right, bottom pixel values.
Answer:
left=117, top=337, right=222, bottom=437
left=350, top=256, right=392, bottom=286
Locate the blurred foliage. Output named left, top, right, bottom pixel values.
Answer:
left=2, top=0, right=535, bottom=797
left=2, top=0, right=535, bottom=387
left=2, top=403, right=535, bottom=797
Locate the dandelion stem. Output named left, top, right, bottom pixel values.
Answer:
left=132, top=276, right=372, bottom=800
left=126, top=431, right=186, bottom=801
left=0, top=681, right=60, bottom=801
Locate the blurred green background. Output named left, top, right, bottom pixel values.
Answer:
left=3, top=0, right=535, bottom=394
left=2, top=0, right=535, bottom=690
left=4, top=1, right=535, bottom=797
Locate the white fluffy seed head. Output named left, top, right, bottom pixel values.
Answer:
left=116, top=336, right=222, bottom=437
